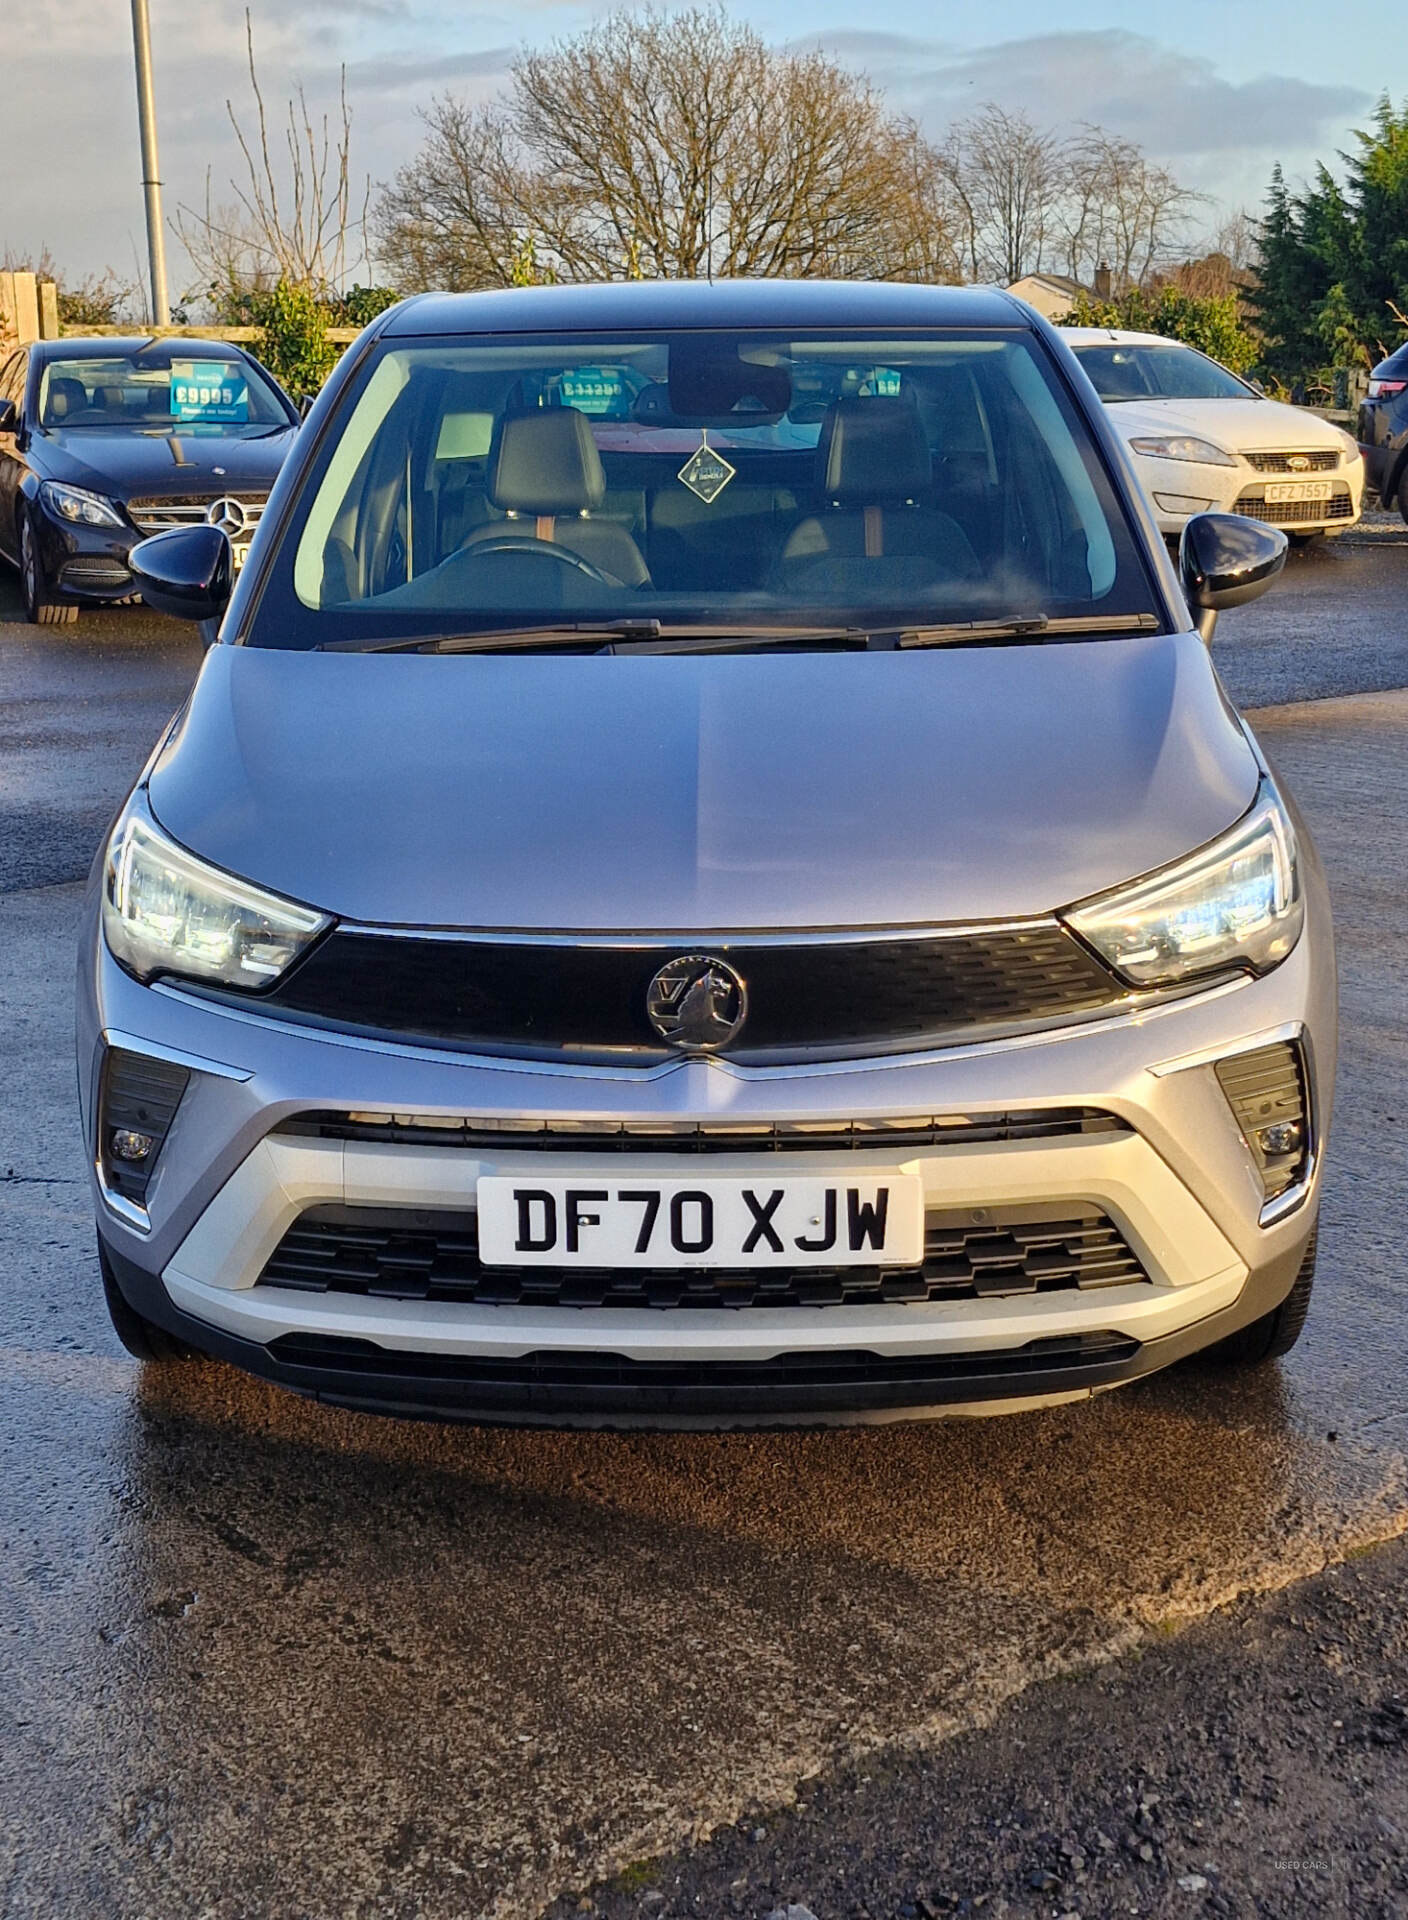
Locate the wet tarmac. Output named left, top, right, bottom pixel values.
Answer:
left=1, top=542, right=1407, bottom=1918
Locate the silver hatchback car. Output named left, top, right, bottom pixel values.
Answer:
left=79, top=280, right=1334, bottom=1427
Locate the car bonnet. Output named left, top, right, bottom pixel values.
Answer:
left=145, top=632, right=1261, bottom=933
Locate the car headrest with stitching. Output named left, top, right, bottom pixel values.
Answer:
left=487, top=407, right=606, bottom=516
left=44, top=376, right=88, bottom=422
left=816, top=396, right=932, bottom=504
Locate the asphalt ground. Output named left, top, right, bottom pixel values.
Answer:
left=1, top=522, right=1406, bottom=1918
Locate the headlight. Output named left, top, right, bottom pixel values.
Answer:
left=1065, top=783, right=1302, bottom=988
left=1128, top=435, right=1237, bottom=468
left=40, top=481, right=125, bottom=528
left=102, top=791, right=330, bottom=988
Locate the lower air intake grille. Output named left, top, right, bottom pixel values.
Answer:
left=1215, top=1040, right=1309, bottom=1199
left=1233, top=491, right=1353, bottom=525
left=99, top=1048, right=190, bottom=1205
left=257, top=1203, right=1150, bottom=1309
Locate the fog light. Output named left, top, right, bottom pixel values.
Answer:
left=1214, top=1041, right=1310, bottom=1204
left=1256, top=1121, right=1302, bottom=1157
left=98, top=1048, right=190, bottom=1210
left=111, top=1128, right=155, bottom=1163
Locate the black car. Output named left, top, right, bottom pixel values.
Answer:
left=1356, top=339, right=1408, bottom=518
left=0, top=336, right=299, bottom=624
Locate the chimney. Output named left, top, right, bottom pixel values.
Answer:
left=1093, top=262, right=1112, bottom=301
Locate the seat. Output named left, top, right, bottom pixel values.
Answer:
left=777, top=397, right=979, bottom=591
left=461, top=408, right=650, bottom=586
left=43, top=376, right=88, bottom=424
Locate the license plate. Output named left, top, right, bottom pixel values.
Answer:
left=1264, top=480, right=1332, bottom=502
left=476, top=1174, right=925, bottom=1269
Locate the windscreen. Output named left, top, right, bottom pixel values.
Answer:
left=38, top=353, right=291, bottom=431
left=1072, top=342, right=1254, bottom=403
left=249, top=327, right=1159, bottom=648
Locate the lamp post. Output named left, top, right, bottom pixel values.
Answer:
left=130, top=0, right=170, bottom=326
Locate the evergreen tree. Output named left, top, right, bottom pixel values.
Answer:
left=1251, top=102, right=1408, bottom=381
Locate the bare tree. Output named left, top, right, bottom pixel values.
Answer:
left=176, top=8, right=368, bottom=301
left=1059, top=127, right=1200, bottom=289
left=941, top=105, right=1065, bottom=284
left=375, top=8, right=962, bottom=289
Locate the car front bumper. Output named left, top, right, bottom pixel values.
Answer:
left=1128, top=453, right=1364, bottom=537
left=78, top=840, right=1337, bottom=1427
left=32, top=501, right=143, bottom=603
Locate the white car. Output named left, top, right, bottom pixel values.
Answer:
left=1062, top=327, right=1363, bottom=542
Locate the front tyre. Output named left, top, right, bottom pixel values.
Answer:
left=19, top=504, right=78, bottom=626
left=1207, top=1225, right=1317, bottom=1367
left=99, top=1239, right=189, bottom=1361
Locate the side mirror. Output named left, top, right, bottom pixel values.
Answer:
left=1179, top=511, right=1287, bottom=642
left=129, top=523, right=232, bottom=624
left=0, top=397, right=17, bottom=434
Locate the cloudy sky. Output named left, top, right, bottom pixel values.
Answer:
left=1, top=0, right=1392, bottom=299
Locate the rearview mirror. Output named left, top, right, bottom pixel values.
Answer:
left=1179, top=512, right=1287, bottom=642
left=668, top=340, right=791, bottom=425
left=0, top=398, right=17, bottom=434
left=129, top=523, right=233, bottom=624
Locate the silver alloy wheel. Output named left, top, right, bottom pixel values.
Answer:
left=19, top=509, right=37, bottom=609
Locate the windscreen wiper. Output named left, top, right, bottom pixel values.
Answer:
left=316, top=621, right=866, bottom=655
left=316, top=612, right=1162, bottom=656
left=889, top=612, right=1164, bottom=648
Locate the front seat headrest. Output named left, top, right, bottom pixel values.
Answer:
left=816, top=396, right=932, bottom=503
left=487, top=408, right=606, bottom=516
left=44, top=376, right=88, bottom=422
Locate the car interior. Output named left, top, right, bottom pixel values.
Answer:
left=306, top=338, right=1123, bottom=618
left=37, top=357, right=285, bottom=429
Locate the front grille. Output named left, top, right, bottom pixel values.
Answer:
left=1233, top=490, right=1353, bottom=525
left=99, top=1048, right=189, bottom=1204
left=276, top=1107, right=1129, bottom=1153
left=252, top=925, right=1128, bottom=1064
left=1215, top=1040, right=1309, bottom=1199
left=1241, top=450, right=1340, bottom=473
left=257, top=1203, right=1150, bottom=1309
left=127, top=494, right=268, bottom=537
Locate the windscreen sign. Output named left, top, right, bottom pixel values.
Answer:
left=170, top=361, right=249, bottom=424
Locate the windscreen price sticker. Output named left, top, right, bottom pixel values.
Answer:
left=170, top=360, right=249, bottom=424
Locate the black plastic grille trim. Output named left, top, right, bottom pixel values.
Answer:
left=99, top=1048, right=190, bottom=1204
left=275, top=1107, right=1130, bottom=1154
left=1215, top=1040, right=1308, bottom=1199
left=252, top=924, right=1128, bottom=1064
left=257, top=1202, right=1150, bottom=1310
left=266, top=1330, right=1141, bottom=1390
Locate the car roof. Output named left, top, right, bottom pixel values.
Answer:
left=382, top=278, right=1029, bottom=337
left=32, top=336, right=250, bottom=363
left=1059, top=327, right=1196, bottom=349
